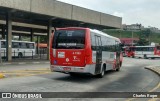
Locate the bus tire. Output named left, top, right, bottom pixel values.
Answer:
left=116, top=63, right=120, bottom=71
left=18, top=52, right=23, bottom=58
left=97, top=66, right=105, bottom=78
left=144, top=54, right=147, bottom=59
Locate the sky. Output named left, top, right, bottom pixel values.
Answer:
left=58, top=0, right=160, bottom=29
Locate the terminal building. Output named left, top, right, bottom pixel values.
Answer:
left=0, top=0, right=122, bottom=61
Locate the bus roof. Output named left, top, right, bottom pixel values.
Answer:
left=90, top=29, right=121, bottom=43
left=56, top=27, right=121, bottom=43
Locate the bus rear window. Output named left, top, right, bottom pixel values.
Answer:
left=52, top=30, right=85, bottom=49
left=157, top=46, right=160, bottom=50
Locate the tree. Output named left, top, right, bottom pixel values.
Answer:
left=40, top=36, right=47, bottom=43
left=136, top=30, right=150, bottom=46
left=136, top=38, right=149, bottom=46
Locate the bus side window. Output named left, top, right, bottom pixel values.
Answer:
left=149, top=47, right=154, bottom=51
left=91, top=32, right=96, bottom=50
left=26, top=43, right=34, bottom=49
left=12, top=42, right=19, bottom=48
left=29, top=43, right=34, bottom=49
left=21, top=43, right=27, bottom=48
left=26, top=43, right=30, bottom=49
left=1, top=41, right=6, bottom=48
left=101, top=36, right=106, bottom=51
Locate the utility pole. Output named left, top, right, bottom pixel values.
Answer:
left=132, top=31, right=134, bottom=46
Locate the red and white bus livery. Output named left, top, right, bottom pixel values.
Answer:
left=50, top=27, right=123, bottom=77
left=125, top=46, right=136, bottom=58
left=134, top=45, right=160, bottom=59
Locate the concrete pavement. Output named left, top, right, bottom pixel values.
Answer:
left=0, top=60, right=50, bottom=66
left=0, top=60, right=50, bottom=79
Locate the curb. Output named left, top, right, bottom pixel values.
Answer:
left=0, top=73, right=5, bottom=79
left=145, top=66, right=160, bottom=76
left=0, top=61, right=50, bottom=66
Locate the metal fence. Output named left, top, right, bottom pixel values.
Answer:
left=1, top=48, right=48, bottom=62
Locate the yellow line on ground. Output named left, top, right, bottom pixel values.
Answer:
left=0, top=73, right=5, bottom=79
left=1, top=68, right=50, bottom=73
left=12, top=72, right=51, bottom=77
left=125, top=83, right=160, bottom=101
left=147, top=83, right=160, bottom=101
left=148, top=98, right=159, bottom=101
left=125, top=98, right=135, bottom=101
left=2, top=70, right=50, bottom=73
left=5, top=72, right=51, bottom=78
left=149, top=83, right=160, bottom=92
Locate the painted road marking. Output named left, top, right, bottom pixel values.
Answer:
left=18, top=62, right=26, bottom=65
left=126, top=66, right=160, bottom=101
left=0, top=61, right=50, bottom=66
left=148, top=98, right=159, bottom=101
left=125, top=83, right=160, bottom=101
left=33, top=62, right=40, bottom=64
left=0, top=68, right=51, bottom=79
left=0, top=73, right=5, bottom=79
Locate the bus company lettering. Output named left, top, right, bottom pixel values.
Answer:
left=73, top=52, right=81, bottom=55
left=73, top=56, right=80, bottom=62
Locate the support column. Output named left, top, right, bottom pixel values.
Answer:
left=36, top=36, right=39, bottom=54
left=2, top=25, right=5, bottom=39
left=31, top=29, right=34, bottom=42
left=19, top=34, right=22, bottom=41
left=47, top=20, right=52, bottom=60
left=6, top=12, right=12, bottom=62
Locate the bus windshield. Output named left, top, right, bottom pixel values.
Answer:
left=157, top=46, right=160, bottom=50
left=52, top=30, right=85, bottom=49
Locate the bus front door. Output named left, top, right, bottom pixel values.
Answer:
left=95, top=36, right=102, bottom=74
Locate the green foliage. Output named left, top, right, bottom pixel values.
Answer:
left=40, top=36, right=47, bottom=43
left=103, top=29, right=140, bottom=38
left=136, top=38, right=149, bottom=46
left=102, top=29, right=160, bottom=44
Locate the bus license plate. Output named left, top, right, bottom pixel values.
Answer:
left=63, top=67, right=71, bottom=71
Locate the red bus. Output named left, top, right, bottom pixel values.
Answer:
left=125, top=46, right=136, bottom=58
left=122, top=46, right=127, bottom=57
left=50, top=27, right=123, bottom=78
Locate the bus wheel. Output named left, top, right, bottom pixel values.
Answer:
left=97, top=67, right=105, bottom=78
left=18, top=53, right=23, bottom=58
left=116, top=63, right=120, bottom=71
left=144, top=54, right=148, bottom=59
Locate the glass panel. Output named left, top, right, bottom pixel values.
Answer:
left=12, top=42, right=19, bottom=48
left=1, top=41, right=6, bottom=48
left=53, top=30, right=85, bottom=49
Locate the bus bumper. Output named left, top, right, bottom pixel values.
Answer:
left=50, top=65, right=95, bottom=75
